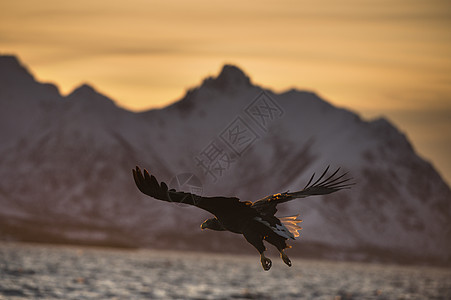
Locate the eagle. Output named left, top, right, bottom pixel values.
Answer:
left=132, top=166, right=352, bottom=270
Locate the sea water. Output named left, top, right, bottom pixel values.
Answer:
left=1, top=243, right=450, bottom=299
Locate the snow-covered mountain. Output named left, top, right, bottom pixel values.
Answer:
left=1, top=55, right=450, bottom=265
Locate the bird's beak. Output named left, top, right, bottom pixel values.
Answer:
left=200, top=223, right=206, bottom=230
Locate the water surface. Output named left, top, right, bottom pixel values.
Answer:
left=1, top=243, right=450, bottom=299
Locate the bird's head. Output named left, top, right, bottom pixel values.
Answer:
left=200, top=218, right=225, bottom=231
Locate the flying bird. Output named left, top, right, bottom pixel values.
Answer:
left=132, top=166, right=353, bottom=270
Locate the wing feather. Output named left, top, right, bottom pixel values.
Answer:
left=252, top=166, right=354, bottom=215
left=132, top=166, right=244, bottom=216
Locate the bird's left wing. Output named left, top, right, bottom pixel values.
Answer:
left=252, top=166, right=353, bottom=216
left=133, top=166, right=245, bottom=216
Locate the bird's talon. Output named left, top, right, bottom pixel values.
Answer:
left=260, top=254, right=272, bottom=271
left=281, top=251, right=292, bottom=267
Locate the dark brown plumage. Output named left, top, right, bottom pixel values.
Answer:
left=132, top=166, right=352, bottom=270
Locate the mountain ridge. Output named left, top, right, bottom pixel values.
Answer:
left=0, top=55, right=450, bottom=265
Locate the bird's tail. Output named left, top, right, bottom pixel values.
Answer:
left=279, top=214, right=303, bottom=238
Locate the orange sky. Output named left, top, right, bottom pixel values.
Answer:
left=1, top=0, right=450, bottom=184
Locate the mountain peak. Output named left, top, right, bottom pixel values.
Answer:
left=218, top=64, right=250, bottom=82
left=0, top=54, right=21, bottom=66
left=0, top=54, right=35, bottom=83
left=202, top=64, right=251, bottom=91
left=69, top=83, right=97, bottom=96
left=67, top=83, right=116, bottom=109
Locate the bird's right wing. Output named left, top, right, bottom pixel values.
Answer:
left=132, top=166, right=244, bottom=216
left=252, top=166, right=353, bottom=216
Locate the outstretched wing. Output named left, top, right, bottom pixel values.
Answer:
left=132, top=166, right=246, bottom=216
left=252, top=166, right=353, bottom=216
